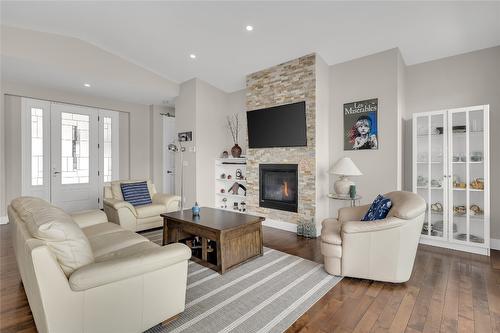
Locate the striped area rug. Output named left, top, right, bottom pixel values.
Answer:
left=141, top=229, right=342, bottom=333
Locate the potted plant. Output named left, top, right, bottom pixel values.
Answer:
left=227, top=114, right=242, bottom=158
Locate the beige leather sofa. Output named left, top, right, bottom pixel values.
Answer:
left=8, top=196, right=191, bottom=333
left=103, top=179, right=181, bottom=231
left=321, top=191, right=426, bottom=283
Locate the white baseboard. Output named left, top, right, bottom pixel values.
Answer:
left=262, top=218, right=297, bottom=233
left=0, top=216, right=9, bottom=225
left=490, top=238, right=500, bottom=251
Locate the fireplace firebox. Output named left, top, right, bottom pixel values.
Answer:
left=259, top=164, right=298, bottom=212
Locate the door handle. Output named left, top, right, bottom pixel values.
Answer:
left=53, top=171, right=61, bottom=174
left=166, top=170, right=174, bottom=174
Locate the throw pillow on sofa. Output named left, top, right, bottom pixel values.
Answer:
left=362, top=194, right=393, bottom=221
left=11, top=197, right=94, bottom=276
left=121, top=181, right=152, bottom=206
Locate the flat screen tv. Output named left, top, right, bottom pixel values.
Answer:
left=247, top=101, right=307, bottom=148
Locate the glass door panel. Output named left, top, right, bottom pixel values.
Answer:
left=415, top=115, right=430, bottom=236
left=429, top=113, right=446, bottom=238
left=450, top=111, right=467, bottom=242
left=468, top=109, right=485, bottom=244
left=61, top=112, right=90, bottom=184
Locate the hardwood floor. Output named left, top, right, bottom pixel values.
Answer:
left=1, top=223, right=500, bottom=333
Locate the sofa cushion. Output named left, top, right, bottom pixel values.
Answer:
left=82, top=222, right=124, bottom=238
left=95, top=241, right=159, bottom=262
left=121, top=181, right=152, bottom=206
left=385, top=191, right=426, bottom=220
left=362, top=194, right=393, bottom=221
left=88, top=230, right=149, bottom=258
left=111, top=179, right=155, bottom=201
left=11, top=197, right=94, bottom=276
left=135, top=204, right=166, bottom=219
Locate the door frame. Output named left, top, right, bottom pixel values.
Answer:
left=162, top=115, right=176, bottom=194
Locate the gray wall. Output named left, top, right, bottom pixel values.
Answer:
left=329, top=49, right=403, bottom=215
left=174, top=78, right=246, bottom=208
left=405, top=46, right=500, bottom=239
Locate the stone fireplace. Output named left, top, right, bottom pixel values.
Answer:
left=245, top=54, right=317, bottom=225
left=259, top=164, right=298, bottom=213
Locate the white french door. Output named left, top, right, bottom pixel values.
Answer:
left=21, top=98, right=119, bottom=212
left=50, top=103, right=99, bottom=211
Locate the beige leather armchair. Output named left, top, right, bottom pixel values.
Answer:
left=321, top=191, right=426, bottom=283
left=103, top=179, right=180, bottom=231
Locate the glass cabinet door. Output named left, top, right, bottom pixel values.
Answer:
left=429, top=113, right=447, bottom=239
left=414, top=113, right=447, bottom=239
left=449, top=107, right=487, bottom=245
left=415, top=114, right=430, bottom=236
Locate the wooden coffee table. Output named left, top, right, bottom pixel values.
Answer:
left=161, top=207, right=264, bottom=274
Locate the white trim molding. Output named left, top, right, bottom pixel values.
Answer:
left=262, top=218, right=297, bottom=233
left=0, top=216, right=9, bottom=225
left=490, top=238, right=500, bottom=251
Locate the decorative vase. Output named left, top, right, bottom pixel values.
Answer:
left=192, top=202, right=200, bottom=216
left=349, top=185, right=357, bottom=199
left=231, top=144, right=242, bottom=158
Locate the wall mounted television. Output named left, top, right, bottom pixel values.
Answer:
left=246, top=101, right=307, bottom=148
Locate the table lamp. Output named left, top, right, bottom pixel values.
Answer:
left=330, top=157, right=362, bottom=196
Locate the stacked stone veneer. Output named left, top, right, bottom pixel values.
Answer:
left=245, top=54, right=316, bottom=224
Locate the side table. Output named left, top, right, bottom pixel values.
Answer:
left=328, top=193, right=362, bottom=207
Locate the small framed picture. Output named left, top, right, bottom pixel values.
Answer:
left=178, top=131, right=192, bottom=142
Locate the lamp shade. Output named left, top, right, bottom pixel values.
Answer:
left=329, top=157, right=362, bottom=176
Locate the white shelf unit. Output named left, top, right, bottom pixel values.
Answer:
left=214, top=157, right=247, bottom=212
left=413, top=105, right=490, bottom=255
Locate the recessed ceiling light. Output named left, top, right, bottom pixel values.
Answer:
left=84, top=83, right=91, bottom=87
left=189, top=54, right=196, bottom=59
left=246, top=25, right=254, bottom=31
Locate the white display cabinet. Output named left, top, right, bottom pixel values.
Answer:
left=214, top=157, right=247, bottom=213
left=413, top=105, right=490, bottom=255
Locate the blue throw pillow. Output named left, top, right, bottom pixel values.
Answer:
left=362, top=194, right=393, bottom=221
left=120, top=181, right=152, bottom=206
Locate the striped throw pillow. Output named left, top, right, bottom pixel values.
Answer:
left=120, top=181, right=152, bottom=206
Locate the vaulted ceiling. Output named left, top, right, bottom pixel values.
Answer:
left=2, top=1, right=499, bottom=105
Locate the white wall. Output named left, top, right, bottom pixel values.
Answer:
left=0, top=91, right=5, bottom=222
left=405, top=46, right=500, bottom=238
left=329, top=49, right=403, bottom=215
left=1, top=81, right=152, bottom=216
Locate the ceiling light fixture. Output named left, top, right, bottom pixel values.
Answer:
left=84, top=83, right=91, bottom=87
left=246, top=25, right=254, bottom=31
left=189, top=54, right=196, bottom=59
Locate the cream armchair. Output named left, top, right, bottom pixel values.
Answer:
left=103, top=180, right=181, bottom=232
left=321, top=191, right=426, bottom=283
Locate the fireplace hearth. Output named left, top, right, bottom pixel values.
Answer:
left=259, top=164, right=298, bottom=212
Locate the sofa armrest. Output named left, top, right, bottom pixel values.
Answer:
left=71, top=210, right=108, bottom=228
left=338, top=204, right=370, bottom=223
left=103, top=198, right=137, bottom=217
left=152, top=193, right=181, bottom=212
left=342, top=217, right=406, bottom=234
left=69, top=243, right=191, bottom=291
